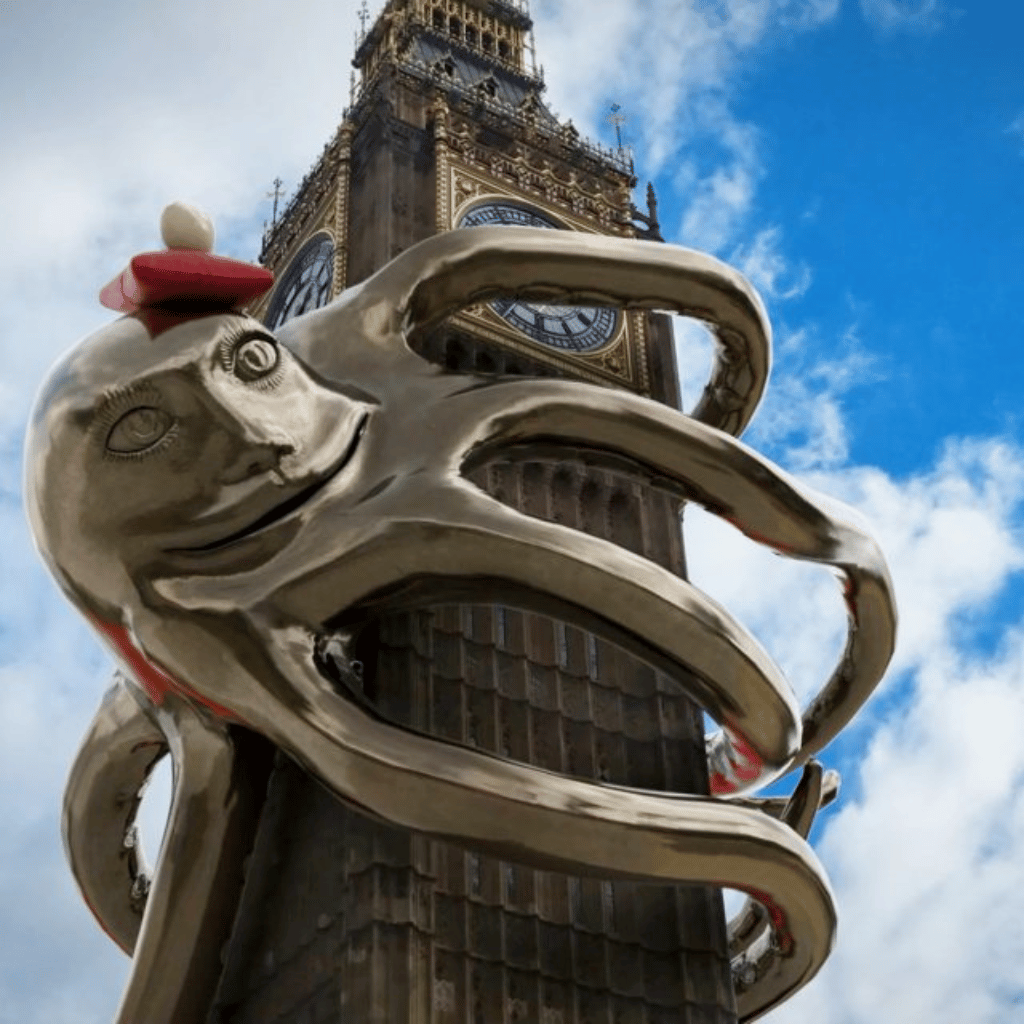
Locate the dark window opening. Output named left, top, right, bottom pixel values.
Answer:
left=444, top=339, right=467, bottom=371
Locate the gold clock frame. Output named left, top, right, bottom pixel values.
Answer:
left=439, top=158, right=650, bottom=393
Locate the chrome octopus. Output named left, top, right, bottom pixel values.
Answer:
left=25, top=205, right=896, bottom=1023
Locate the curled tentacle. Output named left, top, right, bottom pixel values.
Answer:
left=64, top=677, right=275, bottom=1023
left=245, top=629, right=836, bottom=1024
left=445, top=376, right=897, bottom=778
left=157, top=367, right=896, bottom=784
left=728, top=762, right=835, bottom=1001
left=109, top=697, right=272, bottom=1024
left=63, top=674, right=166, bottom=955
left=294, top=227, right=771, bottom=436
left=159, top=481, right=801, bottom=777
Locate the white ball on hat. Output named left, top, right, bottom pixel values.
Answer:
left=159, top=201, right=215, bottom=252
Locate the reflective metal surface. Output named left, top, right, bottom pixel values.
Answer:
left=26, top=213, right=896, bottom=1023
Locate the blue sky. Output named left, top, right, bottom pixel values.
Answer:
left=2, top=1, right=1024, bottom=1022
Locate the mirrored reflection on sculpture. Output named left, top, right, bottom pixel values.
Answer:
left=25, top=203, right=896, bottom=1024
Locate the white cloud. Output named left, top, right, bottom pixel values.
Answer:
left=679, top=124, right=761, bottom=250
left=672, top=316, right=718, bottom=414
left=1007, top=112, right=1024, bottom=156
left=745, top=325, right=882, bottom=471
left=859, top=0, right=951, bottom=31
left=686, top=430, right=1024, bottom=1024
left=775, top=631, right=1024, bottom=1023
left=534, top=0, right=841, bottom=250
left=731, top=227, right=813, bottom=300
left=0, top=0, right=362, bottom=425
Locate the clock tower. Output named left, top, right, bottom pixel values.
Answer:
left=214, top=2, right=738, bottom=1022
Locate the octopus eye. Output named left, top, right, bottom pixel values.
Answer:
left=106, top=407, right=174, bottom=454
left=233, top=336, right=279, bottom=381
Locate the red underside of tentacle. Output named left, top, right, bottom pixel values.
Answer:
left=91, top=617, right=243, bottom=723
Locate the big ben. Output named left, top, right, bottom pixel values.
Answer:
left=214, top=2, right=738, bottom=1021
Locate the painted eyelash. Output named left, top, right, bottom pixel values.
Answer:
left=216, top=320, right=278, bottom=368
left=94, top=382, right=165, bottom=436
left=217, top=323, right=287, bottom=390
left=102, top=421, right=179, bottom=463
left=95, top=382, right=178, bottom=462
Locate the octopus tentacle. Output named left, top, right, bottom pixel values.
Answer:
left=443, top=376, right=897, bottom=777
left=728, top=762, right=828, bottom=991
left=244, top=630, right=836, bottom=1022
left=343, top=227, right=770, bottom=436
left=110, top=698, right=272, bottom=1024
left=247, top=483, right=802, bottom=776
left=62, top=673, right=166, bottom=956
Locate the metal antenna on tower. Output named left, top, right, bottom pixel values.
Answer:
left=608, top=103, right=627, bottom=152
left=266, top=177, right=285, bottom=226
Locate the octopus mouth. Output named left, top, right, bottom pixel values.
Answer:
left=179, top=415, right=368, bottom=553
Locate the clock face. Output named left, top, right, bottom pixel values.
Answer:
left=458, top=201, right=620, bottom=353
left=265, top=234, right=335, bottom=330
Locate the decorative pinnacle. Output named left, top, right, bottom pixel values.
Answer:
left=159, top=201, right=215, bottom=252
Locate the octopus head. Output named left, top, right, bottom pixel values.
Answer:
left=25, top=311, right=367, bottom=614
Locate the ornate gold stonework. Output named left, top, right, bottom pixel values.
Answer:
left=249, top=219, right=337, bottom=325
left=359, top=0, right=533, bottom=85
left=332, top=123, right=354, bottom=296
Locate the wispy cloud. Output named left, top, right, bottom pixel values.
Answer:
left=687, top=422, right=1024, bottom=1024
left=535, top=0, right=842, bottom=250
left=747, top=324, right=882, bottom=471
left=1007, top=112, right=1024, bottom=156
left=859, top=0, right=952, bottom=32
left=731, top=227, right=813, bottom=300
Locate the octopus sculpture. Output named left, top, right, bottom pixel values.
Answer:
left=25, top=204, right=896, bottom=1024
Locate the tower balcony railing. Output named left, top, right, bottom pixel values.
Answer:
left=392, top=51, right=635, bottom=177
